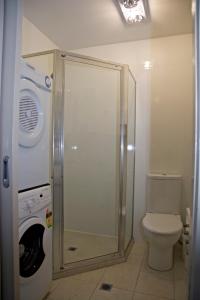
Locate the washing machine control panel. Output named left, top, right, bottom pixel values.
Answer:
left=18, top=186, right=51, bottom=219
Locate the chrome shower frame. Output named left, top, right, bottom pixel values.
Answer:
left=23, top=49, right=136, bottom=279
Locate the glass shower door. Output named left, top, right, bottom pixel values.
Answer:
left=63, top=60, right=121, bottom=264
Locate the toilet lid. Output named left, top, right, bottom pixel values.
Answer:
left=143, top=213, right=182, bottom=234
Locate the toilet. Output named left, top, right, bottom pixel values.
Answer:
left=142, top=174, right=183, bottom=271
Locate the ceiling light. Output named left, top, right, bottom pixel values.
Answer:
left=123, top=0, right=139, bottom=9
left=144, top=60, right=152, bottom=70
left=117, top=0, right=150, bottom=24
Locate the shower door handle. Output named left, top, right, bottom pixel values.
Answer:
left=3, top=155, right=10, bottom=188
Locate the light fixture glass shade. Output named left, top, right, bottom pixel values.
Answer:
left=122, top=0, right=139, bottom=9
left=118, top=0, right=149, bottom=24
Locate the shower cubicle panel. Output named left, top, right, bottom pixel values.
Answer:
left=63, top=60, right=120, bottom=263
left=24, top=50, right=136, bottom=277
left=125, top=71, right=136, bottom=249
left=53, top=52, right=136, bottom=277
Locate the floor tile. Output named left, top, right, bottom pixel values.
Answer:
left=136, top=271, right=174, bottom=299
left=47, top=277, right=96, bottom=300
left=71, top=268, right=105, bottom=284
left=174, top=243, right=183, bottom=262
left=174, top=279, right=188, bottom=300
left=174, top=259, right=187, bottom=281
left=48, top=241, right=189, bottom=300
left=141, top=258, right=174, bottom=281
left=174, top=243, right=188, bottom=299
left=49, top=279, right=61, bottom=293
left=64, top=231, right=118, bottom=264
left=99, top=255, right=142, bottom=291
left=127, top=251, right=144, bottom=266
left=133, top=292, right=170, bottom=300
left=129, top=241, right=147, bottom=258
left=91, top=287, right=133, bottom=300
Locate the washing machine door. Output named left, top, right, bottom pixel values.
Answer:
left=19, top=78, right=44, bottom=148
left=19, top=217, right=48, bottom=279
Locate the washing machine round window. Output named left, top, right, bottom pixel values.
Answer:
left=19, top=79, right=44, bottom=148
left=19, top=217, right=48, bottom=279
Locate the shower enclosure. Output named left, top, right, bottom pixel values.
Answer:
left=24, top=50, right=136, bottom=278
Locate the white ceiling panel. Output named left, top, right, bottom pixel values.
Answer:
left=23, top=0, right=193, bottom=50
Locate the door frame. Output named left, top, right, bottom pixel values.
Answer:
left=0, top=0, right=22, bottom=299
left=20, top=2, right=200, bottom=298
left=189, top=0, right=200, bottom=299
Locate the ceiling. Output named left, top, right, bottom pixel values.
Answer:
left=23, top=0, right=193, bottom=50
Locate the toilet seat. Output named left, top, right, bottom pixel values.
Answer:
left=143, top=213, right=182, bottom=235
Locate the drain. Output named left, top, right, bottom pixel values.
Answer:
left=68, top=246, right=77, bottom=251
left=100, top=283, right=113, bottom=291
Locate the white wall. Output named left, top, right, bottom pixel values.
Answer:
left=22, top=17, right=58, bottom=75
left=149, top=35, right=194, bottom=217
left=75, top=34, right=194, bottom=240
left=22, top=17, right=57, bottom=55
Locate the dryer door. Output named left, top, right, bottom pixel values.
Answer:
left=19, top=217, right=48, bottom=279
left=19, top=79, right=44, bottom=148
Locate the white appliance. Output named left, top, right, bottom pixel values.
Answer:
left=19, top=185, right=52, bottom=300
left=18, top=61, right=52, bottom=191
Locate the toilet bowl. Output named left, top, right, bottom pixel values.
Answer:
left=143, top=173, right=183, bottom=271
left=143, top=213, right=182, bottom=271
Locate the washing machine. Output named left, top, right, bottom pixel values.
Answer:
left=18, top=185, right=52, bottom=300
left=18, top=61, right=52, bottom=191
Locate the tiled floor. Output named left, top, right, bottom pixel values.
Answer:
left=64, top=230, right=118, bottom=263
left=47, top=242, right=188, bottom=300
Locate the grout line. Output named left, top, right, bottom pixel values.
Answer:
left=88, top=268, right=107, bottom=300
left=131, top=249, right=147, bottom=300
left=133, top=249, right=146, bottom=292
left=48, top=277, right=65, bottom=296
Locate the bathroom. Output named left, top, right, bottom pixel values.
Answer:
left=0, top=0, right=197, bottom=300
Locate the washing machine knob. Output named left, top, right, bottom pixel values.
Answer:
left=45, top=76, right=51, bottom=88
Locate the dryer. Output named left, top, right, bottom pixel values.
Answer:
left=19, top=185, right=52, bottom=300
left=18, top=61, right=52, bottom=191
